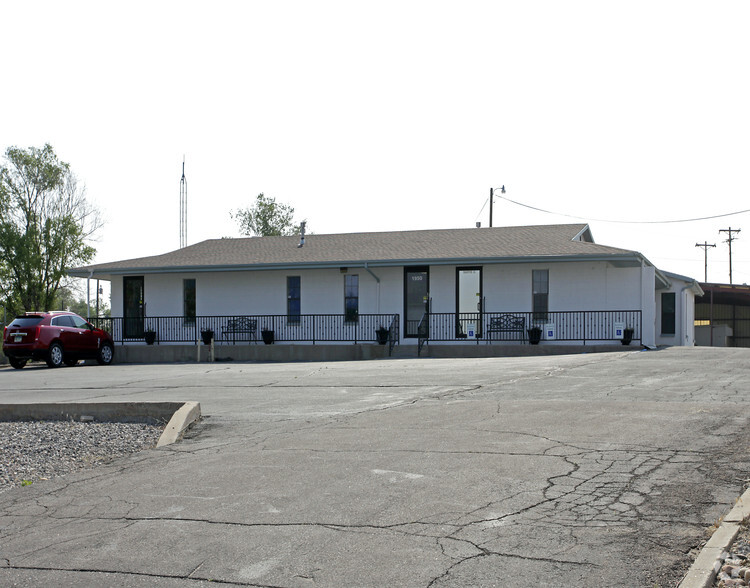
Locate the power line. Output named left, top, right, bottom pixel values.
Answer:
left=498, top=194, right=750, bottom=225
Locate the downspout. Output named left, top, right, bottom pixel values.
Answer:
left=680, top=284, right=695, bottom=346
left=364, top=263, right=381, bottom=315
left=680, top=284, right=692, bottom=346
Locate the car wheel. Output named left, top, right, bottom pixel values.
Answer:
left=97, top=342, right=114, bottom=365
left=64, top=359, right=79, bottom=367
left=46, top=342, right=64, bottom=368
left=9, top=357, right=27, bottom=369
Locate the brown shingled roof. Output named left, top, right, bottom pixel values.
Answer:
left=69, top=224, right=643, bottom=278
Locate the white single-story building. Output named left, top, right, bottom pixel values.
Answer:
left=69, top=224, right=703, bottom=349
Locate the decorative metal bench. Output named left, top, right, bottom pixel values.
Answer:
left=487, top=314, right=526, bottom=342
left=221, top=317, right=258, bottom=343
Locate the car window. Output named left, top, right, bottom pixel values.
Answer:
left=51, top=315, right=75, bottom=327
left=9, top=317, right=44, bottom=328
left=70, top=315, right=90, bottom=329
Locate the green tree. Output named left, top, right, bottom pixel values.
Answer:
left=232, top=193, right=305, bottom=237
left=0, top=144, right=101, bottom=314
left=53, top=285, right=110, bottom=318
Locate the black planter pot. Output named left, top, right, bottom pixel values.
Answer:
left=262, top=330, right=275, bottom=345
left=375, top=328, right=389, bottom=345
left=201, top=330, right=214, bottom=345
left=527, top=327, right=542, bottom=345
left=621, top=328, right=634, bottom=346
left=144, top=331, right=156, bottom=345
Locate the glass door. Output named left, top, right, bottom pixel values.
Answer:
left=404, top=267, right=429, bottom=338
left=456, top=267, right=482, bottom=338
left=123, top=276, right=145, bottom=339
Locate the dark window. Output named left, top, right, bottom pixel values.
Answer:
left=9, top=317, right=43, bottom=328
left=123, top=276, right=145, bottom=338
left=287, top=276, right=301, bottom=323
left=404, top=267, right=429, bottom=338
left=532, top=270, right=549, bottom=320
left=51, top=315, right=74, bottom=327
left=344, top=275, right=359, bottom=322
left=183, top=279, right=196, bottom=324
left=661, top=292, right=676, bottom=335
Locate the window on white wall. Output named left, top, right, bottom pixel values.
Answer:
left=287, top=276, right=301, bottom=323
left=532, top=270, right=549, bottom=320
left=183, top=279, right=196, bottom=324
left=344, top=275, right=359, bottom=322
left=661, top=292, right=676, bottom=335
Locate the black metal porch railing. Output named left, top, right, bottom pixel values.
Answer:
left=417, top=310, right=642, bottom=344
left=387, top=314, right=400, bottom=356
left=91, top=314, right=401, bottom=347
left=90, top=310, right=639, bottom=348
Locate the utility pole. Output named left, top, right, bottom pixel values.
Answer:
left=719, top=227, right=741, bottom=284
left=695, top=242, right=716, bottom=283
left=489, top=185, right=505, bottom=228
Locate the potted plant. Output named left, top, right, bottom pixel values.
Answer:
left=622, top=327, right=634, bottom=346
left=144, top=329, right=157, bottom=345
left=261, top=329, right=275, bottom=345
left=375, top=327, right=389, bottom=345
left=201, top=328, right=214, bottom=345
left=527, top=326, right=542, bottom=345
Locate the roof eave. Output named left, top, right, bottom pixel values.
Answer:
left=68, top=252, right=646, bottom=280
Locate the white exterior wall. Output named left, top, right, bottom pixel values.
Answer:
left=111, top=275, right=123, bottom=316
left=481, top=261, right=642, bottom=312
left=108, top=260, right=663, bottom=344
left=112, top=268, right=406, bottom=318
left=640, top=265, right=657, bottom=348
left=655, top=277, right=697, bottom=347
left=112, top=262, right=647, bottom=317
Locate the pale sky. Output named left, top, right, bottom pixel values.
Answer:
left=3, top=1, right=750, bottom=301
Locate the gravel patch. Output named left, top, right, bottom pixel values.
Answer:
left=707, top=517, right=750, bottom=587
left=0, top=420, right=164, bottom=492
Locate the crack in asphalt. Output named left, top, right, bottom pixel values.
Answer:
left=0, top=563, right=278, bottom=586
left=4, top=351, right=750, bottom=586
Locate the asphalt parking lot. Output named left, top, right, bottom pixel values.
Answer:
left=1, top=347, right=750, bottom=587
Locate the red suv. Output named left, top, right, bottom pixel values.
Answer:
left=3, top=311, right=115, bottom=369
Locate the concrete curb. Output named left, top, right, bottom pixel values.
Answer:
left=0, top=401, right=201, bottom=448
left=156, top=401, right=201, bottom=447
left=679, top=486, right=750, bottom=587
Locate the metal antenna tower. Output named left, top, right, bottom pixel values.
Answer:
left=719, top=227, right=741, bottom=284
left=179, top=157, right=187, bottom=248
left=695, top=242, right=716, bottom=282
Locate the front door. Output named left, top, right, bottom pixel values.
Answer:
left=456, top=267, right=482, bottom=338
left=404, top=267, right=429, bottom=338
left=123, top=276, right=145, bottom=339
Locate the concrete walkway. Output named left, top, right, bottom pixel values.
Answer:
left=1, top=347, right=749, bottom=587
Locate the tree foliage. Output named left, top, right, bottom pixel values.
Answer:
left=54, top=285, right=111, bottom=318
left=232, top=193, right=304, bottom=237
left=0, top=144, right=101, bottom=315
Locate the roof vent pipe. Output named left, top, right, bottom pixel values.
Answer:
left=297, top=221, right=306, bottom=248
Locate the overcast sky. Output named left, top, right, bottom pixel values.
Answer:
left=3, top=1, right=750, bottom=298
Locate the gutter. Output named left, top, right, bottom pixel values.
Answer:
left=69, top=252, right=650, bottom=279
